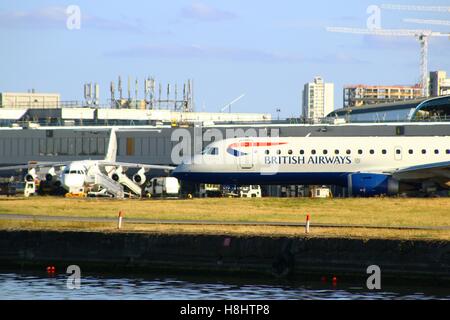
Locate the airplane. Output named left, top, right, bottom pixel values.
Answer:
left=0, top=128, right=175, bottom=196
left=172, top=135, right=450, bottom=196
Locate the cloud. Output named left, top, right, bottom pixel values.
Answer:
left=104, top=44, right=302, bottom=63
left=180, top=2, right=237, bottom=22
left=0, top=6, right=157, bottom=34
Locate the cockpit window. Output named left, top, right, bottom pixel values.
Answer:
left=64, top=170, right=83, bottom=174
left=202, top=147, right=219, bottom=155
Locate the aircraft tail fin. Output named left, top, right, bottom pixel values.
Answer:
left=105, top=128, right=117, bottom=162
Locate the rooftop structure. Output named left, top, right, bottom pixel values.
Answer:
left=329, top=95, right=450, bottom=122
left=0, top=92, right=61, bottom=109
left=343, top=84, right=423, bottom=108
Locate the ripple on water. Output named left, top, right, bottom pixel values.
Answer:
left=0, top=273, right=448, bottom=300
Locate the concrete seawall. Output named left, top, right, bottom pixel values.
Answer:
left=0, top=230, right=449, bottom=284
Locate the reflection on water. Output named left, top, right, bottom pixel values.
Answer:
left=0, top=272, right=448, bottom=300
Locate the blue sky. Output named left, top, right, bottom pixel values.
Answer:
left=0, top=1, right=449, bottom=118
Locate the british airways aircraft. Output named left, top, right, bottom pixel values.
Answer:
left=173, top=136, right=450, bottom=196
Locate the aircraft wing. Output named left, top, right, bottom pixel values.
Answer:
left=99, top=161, right=176, bottom=171
left=0, top=162, right=70, bottom=171
left=391, top=160, right=450, bottom=182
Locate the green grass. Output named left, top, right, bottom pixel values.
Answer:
left=0, top=196, right=449, bottom=240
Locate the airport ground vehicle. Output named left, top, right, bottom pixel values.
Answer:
left=239, top=185, right=262, bottom=197
left=145, top=177, right=180, bottom=198
left=0, top=181, right=35, bottom=197
left=199, top=184, right=222, bottom=197
left=309, top=186, right=332, bottom=198
left=221, top=184, right=262, bottom=198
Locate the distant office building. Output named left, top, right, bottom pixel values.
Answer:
left=343, top=84, right=422, bottom=108
left=429, top=70, right=450, bottom=97
left=302, top=76, right=334, bottom=123
left=0, top=91, right=61, bottom=109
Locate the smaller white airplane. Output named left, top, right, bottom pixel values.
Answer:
left=0, top=128, right=175, bottom=196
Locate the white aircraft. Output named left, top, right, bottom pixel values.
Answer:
left=0, top=128, right=174, bottom=196
left=173, top=136, right=450, bottom=196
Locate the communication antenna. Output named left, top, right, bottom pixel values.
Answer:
left=144, top=78, right=150, bottom=102
left=94, top=83, right=100, bottom=105
left=135, top=77, right=139, bottom=108
left=118, top=76, right=123, bottom=100
left=110, top=81, right=115, bottom=107
left=149, top=77, right=155, bottom=109
left=158, top=83, right=162, bottom=109
left=174, top=84, right=178, bottom=110
left=127, top=76, right=131, bottom=101
left=167, top=83, right=171, bottom=109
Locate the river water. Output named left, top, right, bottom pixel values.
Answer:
left=0, top=272, right=448, bottom=300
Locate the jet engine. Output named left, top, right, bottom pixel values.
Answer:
left=348, top=173, right=399, bottom=197
left=45, top=167, right=57, bottom=182
left=132, top=168, right=147, bottom=185
left=109, top=166, right=125, bottom=182
left=24, top=168, right=37, bottom=182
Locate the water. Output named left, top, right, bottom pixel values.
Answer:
left=0, top=272, right=448, bottom=300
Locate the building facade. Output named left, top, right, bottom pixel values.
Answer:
left=343, top=84, right=423, bottom=108
left=430, top=71, right=450, bottom=97
left=302, top=76, right=334, bottom=123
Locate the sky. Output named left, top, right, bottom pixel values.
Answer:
left=0, top=0, right=449, bottom=118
